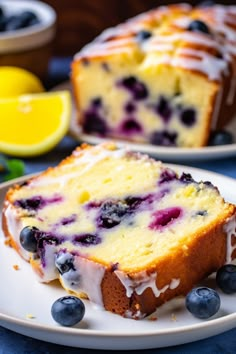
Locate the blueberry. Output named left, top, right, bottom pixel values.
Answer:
left=120, top=118, right=142, bottom=134
left=119, top=76, right=148, bottom=100
left=216, top=264, right=236, bottom=294
left=55, top=253, right=75, bottom=275
left=124, top=101, right=136, bottom=114
left=187, top=20, right=210, bottom=34
left=179, top=172, right=195, bottom=184
left=55, top=253, right=80, bottom=286
left=5, top=11, right=39, bottom=31
left=98, top=200, right=130, bottom=228
left=180, top=108, right=196, bottom=127
left=150, top=130, right=177, bottom=146
left=155, top=96, right=172, bottom=123
left=149, top=207, right=182, bottom=230
left=83, top=111, right=107, bottom=135
left=136, top=30, right=152, bottom=41
left=208, top=131, right=233, bottom=146
left=14, top=196, right=43, bottom=211
left=61, top=214, right=77, bottom=226
left=195, top=210, right=208, bottom=216
left=19, top=226, right=39, bottom=252
left=159, top=169, right=177, bottom=184
left=203, top=180, right=215, bottom=188
left=125, top=196, right=143, bottom=209
left=74, top=233, right=101, bottom=245
left=91, top=97, right=102, bottom=107
left=186, top=287, right=220, bottom=319
left=51, top=296, right=85, bottom=327
left=19, top=11, right=40, bottom=27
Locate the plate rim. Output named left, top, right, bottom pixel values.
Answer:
left=73, top=132, right=236, bottom=161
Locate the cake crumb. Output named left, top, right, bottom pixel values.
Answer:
left=149, top=315, right=158, bottom=321
left=13, top=264, right=20, bottom=270
left=26, top=314, right=36, bottom=319
left=4, top=238, right=12, bottom=247
left=171, top=313, right=177, bottom=322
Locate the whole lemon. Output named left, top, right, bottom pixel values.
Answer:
left=0, top=66, right=45, bottom=98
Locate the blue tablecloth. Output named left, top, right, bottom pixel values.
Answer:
left=1, top=57, right=236, bottom=354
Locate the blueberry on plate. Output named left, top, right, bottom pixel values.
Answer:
left=19, top=226, right=39, bottom=252
left=51, top=296, right=85, bottom=327
left=216, top=264, right=236, bottom=294
left=186, top=287, right=220, bottom=319
left=208, top=131, right=233, bottom=146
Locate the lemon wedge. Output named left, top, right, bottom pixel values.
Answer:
left=0, top=66, right=45, bottom=98
left=0, top=91, right=71, bottom=157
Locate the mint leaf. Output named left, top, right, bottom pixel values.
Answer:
left=3, top=158, right=25, bottom=182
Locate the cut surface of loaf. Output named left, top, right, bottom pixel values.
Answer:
left=2, top=143, right=236, bottom=318
left=72, top=3, right=236, bottom=148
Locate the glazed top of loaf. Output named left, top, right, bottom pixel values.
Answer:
left=74, top=3, right=236, bottom=82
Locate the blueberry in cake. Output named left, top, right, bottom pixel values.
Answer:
left=2, top=143, right=236, bottom=318
left=72, top=3, right=236, bottom=147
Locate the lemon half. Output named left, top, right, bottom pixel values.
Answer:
left=0, top=91, right=71, bottom=157
left=0, top=66, right=45, bottom=98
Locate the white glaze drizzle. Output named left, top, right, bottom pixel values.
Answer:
left=214, top=5, right=236, bottom=42
left=61, top=255, right=105, bottom=308
left=4, top=203, right=29, bottom=261
left=124, top=309, right=146, bottom=320
left=78, top=37, right=135, bottom=58
left=114, top=270, right=180, bottom=298
left=29, top=146, right=127, bottom=188
left=154, top=31, right=221, bottom=49
left=74, top=5, right=236, bottom=85
left=174, top=47, right=229, bottom=80
left=223, top=215, right=236, bottom=264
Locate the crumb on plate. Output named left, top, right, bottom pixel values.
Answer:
left=26, top=314, right=36, bottom=319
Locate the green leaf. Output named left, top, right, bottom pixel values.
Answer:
left=3, top=159, right=25, bottom=182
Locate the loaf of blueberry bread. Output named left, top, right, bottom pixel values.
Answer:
left=72, top=3, right=236, bottom=147
left=2, top=143, right=236, bottom=318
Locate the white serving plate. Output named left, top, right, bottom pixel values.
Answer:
left=0, top=166, right=236, bottom=350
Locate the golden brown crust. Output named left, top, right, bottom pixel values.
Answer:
left=101, top=219, right=234, bottom=317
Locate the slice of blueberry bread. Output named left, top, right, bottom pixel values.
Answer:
left=2, top=143, right=236, bottom=318
left=72, top=3, right=236, bottom=147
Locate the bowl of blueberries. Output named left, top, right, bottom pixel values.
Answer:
left=0, top=0, right=56, bottom=79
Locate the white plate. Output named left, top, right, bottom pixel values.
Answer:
left=54, top=81, right=236, bottom=162
left=0, top=166, right=236, bottom=350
